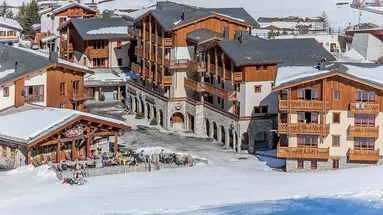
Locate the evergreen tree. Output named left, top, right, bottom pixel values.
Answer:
left=6, top=9, right=13, bottom=19
left=321, top=11, right=330, bottom=32
left=0, top=1, right=10, bottom=17
left=16, top=2, right=27, bottom=33
left=24, top=0, right=40, bottom=35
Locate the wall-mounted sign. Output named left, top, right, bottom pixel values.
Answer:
left=175, top=102, right=183, bottom=110
left=63, top=126, right=84, bottom=138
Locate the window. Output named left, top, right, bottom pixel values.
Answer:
left=73, top=81, right=79, bottom=92
left=332, top=159, right=339, bottom=170
left=93, top=41, right=106, bottom=49
left=281, top=90, right=288, bottom=100
left=354, top=138, right=375, bottom=150
left=311, top=160, right=317, bottom=169
left=3, top=87, right=9, bottom=97
left=355, top=114, right=375, bottom=127
left=333, top=90, right=340, bottom=100
left=298, top=89, right=318, bottom=100
left=217, top=97, right=221, bottom=104
left=254, top=85, right=262, bottom=93
left=59, top=83, right=66, bottom=96
left=297, top=159, right=304, bottom=169
left=59, top=17, right=67, bottom=25
left=298, top=89, right=304, bottom=100
left=297, top=135, right=318, bottom=147
left=217, top=76, right=221, bottom=84
left=298, top=112, right=319, bottom=123
left=93, top=58, right=106, bottom=67
left=24, top=85, right=44, bottom=103
left=117, top=41, right=122, bottom=49
left=332, top=135, right=340, bottom=147
left=333, top=112, right=340, bottom=123
left=7, top=31, right=15, bottom=36
left=356, top=91, right=375, bottom=103
left=1, top=146, right=6, bottom=157
left=60, top=102, right=65, bottom=109
left=118, top=58, right=123, bottom=66
left=0, top=31, right=5, bottom=36
left=254, top=106, right=268, bottom=114
left=280, top=113, right=288, bottom=123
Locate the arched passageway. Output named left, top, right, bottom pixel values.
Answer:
left=171, top=112, right=185, bottom=129
left=220, top=125, right=226, bottom=145
left=146, top=103, right=151, bottom=119
left=159, top=110, right=164, bottom=127
left=213, top=122, right=218, bottom=141
left=205, top=118, right=210, bottom=137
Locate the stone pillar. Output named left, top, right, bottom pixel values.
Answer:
left=237, top=134, right=241, bottom=153
left=194, top=105, right=204, bottom=136
left=210, top=121, right=214, bottom=139
left=225, top=128, right=230, bottom=147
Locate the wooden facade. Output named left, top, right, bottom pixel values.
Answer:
left=277, top=144, right=330, bottom=160
left=55, top=7, right=97, bottom=18
left=27, top=115, right=130, bottom=165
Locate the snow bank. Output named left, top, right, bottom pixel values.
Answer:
left=6, top=164, right=57, bottom=180
left=135, top=146, right=173, bottom=156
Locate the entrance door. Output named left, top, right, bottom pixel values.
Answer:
left=188, top=114, right=194, bottom=132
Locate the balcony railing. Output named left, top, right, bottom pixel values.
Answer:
left=233, top=72, right=243, bottom=82
left=87, top=48, right=109, bottom=59
left=69, top=91, right=92, bottom=102
left=279, top=100, right=330, bottom=111
left=187, top=60, right=206, bottom=72
left=62, top=40, right=73, bottom=52
left=277, top=144, right=330, bottom=160
left=184, top=78, right=204, bottom=92
left=135, top=47, right=170, bottom=66
left=348, top=148, right=380, bottom=162
left=184, top=78, right=238, bottom=101
left=164, top=38, right=173, bottom=47
left=278, top=123, right=330, bottom=136
left=128, top=29, right=141, bottom=37
left=349, top=125, right=379, bottom=138
left=349, top=103, right=380, bottom=114
left=142, top=31, right=173, bottom=47
left=163, top=76, right=173, bottom=86
left=25, top=95, right=44, bottom=103
left=131, top=63, right=141, bottom=75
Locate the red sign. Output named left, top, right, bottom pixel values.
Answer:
left=63, top=127, right=84, bottom=138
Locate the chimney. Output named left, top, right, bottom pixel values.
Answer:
left=234, top=30, right=241, bottom=40
left=49, top=52, right=59, bottom=63
left=223, top=27, right=229, bottom=38
left=248, top=28, right=252, bottom=35
left=238, top=32, right=243, bottom=44
left=158, top=2, right=163, bottom=10
left=181, top=9, right=185, bottom=20
left=103, top=11, right=111, bottom=19
left=14, top=62, right=18, bottom=74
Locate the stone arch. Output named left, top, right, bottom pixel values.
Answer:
left=205, top=118, right=210, bottom=137
left=140, top=99, right=145, bottom=114
left=171, top=112, right=185, bottom=129
left=241, top=132, right=249, bottom=151
left=220, top=125, right=226, bottom=145
left=235, top=131, right=239, bottom=151
left=146, top=103, right=151, bottom=120
left=159, top=110, right=164, bottom=127
left=212, top=121, right=218, bottom=141
left=229, top=129, right=234, bottom=149
left=253, top=131, right=268, bottom=151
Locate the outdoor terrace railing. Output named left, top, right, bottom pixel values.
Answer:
left=279, top=100, right=330, bottom=111
left=349, top=125, right=379, bottom=138
left=277, top=144, right=330, bottom=160
left=349, top=103, right=380, bottom=114
left=348, top=148, right=380, bottom=162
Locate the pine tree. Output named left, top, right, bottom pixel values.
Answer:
left=321, top=11, right=330, bottom=32
left=16, top=2, right=27, bottom=33
left=24, top=0, right=40, bottom=35
left=0, top=1, right=9, bottom=17
left=6, top=9, right=13, bottom=19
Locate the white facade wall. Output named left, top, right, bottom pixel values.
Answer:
left=109, top=41, right=131, bottom=68
left=239, top=81, right=278, bottom=116
left=0, top=84, right=15, bottom=110
left=275, top=34, right=341, bottom=53
left=24, top=72, right=48, bottom=107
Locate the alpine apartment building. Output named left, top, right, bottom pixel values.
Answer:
left=0, top=45, right=94, bottom=112
left=57, top=17, right=135, bottom=101
left=273, top=63, right=383, bottom=172
left=127, top=1, right=335, bottom=152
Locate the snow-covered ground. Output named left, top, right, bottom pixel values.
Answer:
left=2, top=124, right=383, bottom=214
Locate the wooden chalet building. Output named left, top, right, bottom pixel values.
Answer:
left=57, top=17, right=135, bottom=101
left=273, top=63, right=383, bottom=172
left=0, top=105, right=130, bottom=168
left=127, top=1, right=335, bottom=152
left=0, top=17, right=23, bottom=46
left=0, top=45, right=93, bottom=112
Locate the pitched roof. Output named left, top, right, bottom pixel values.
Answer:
left=186, top=28, right=223, bottom=43
left=0, top=17, right=23, bottom=31
left=0, top=105, right=128, bottom=145
left=217, top=34, right=336, bottom=66
left=52, top=2, right=98, bottom=15
left=273, top=62, right=383, bottom=90
left=58, top=18, right=133, bottom=40
left=139, top=1, right=258, bottom=31
left=0, top=45, right=93, bottom=85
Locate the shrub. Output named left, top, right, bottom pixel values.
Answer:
left=150, top=118, right=158, bottom=125
left=135, top=112, right=145, bottom=119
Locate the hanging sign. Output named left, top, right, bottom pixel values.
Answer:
left=63, top=126, right=84, bottom=138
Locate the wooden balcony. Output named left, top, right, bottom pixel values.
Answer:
left=349, top=125, right=379, bottom=138
left=163, top=76, right=173, bottom=86
left=184, top=78, right=238, bottom=101
left=87, top=48, right=109, bottom=59
left=278, top=123, right=330, bottom=136
left=277, top=144, right=330, bottom=160
left=69, top=91, right=92, bottom=102
left=184, top=78, right=204, bottom=92
left=131, top=63, right=141, bottom=75
left=348, top=148, right=380, bottom=162
left=164, top=38, right=173, bottom=47
left=349, top=103, right=380, bottom=114
left=279, top=100, right=330, bottom=111
left=233, top=72, right=243, bottom=82
left=169, top=60, right=188, bottom=69
left=187, top=60, right=206, bottom=72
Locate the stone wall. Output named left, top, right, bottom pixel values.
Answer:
left=239, top=117, right=276, bottom=153
left=286, top=157, right=383, bottom=173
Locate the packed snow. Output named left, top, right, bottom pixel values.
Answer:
left=87, top=26, right=128, bottom=35
left=274, top=66, right=331, bottom=88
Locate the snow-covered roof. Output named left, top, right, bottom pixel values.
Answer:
left=117, top=5, right=156, bottom=19
left=0, top=17, right=23, bottom=31
left=87, top=26, right=127, bottom=35
left=0, top=106, right=127, bottom=144
left=40, top=35, right=57, bottom=43
left=274, top=63, right=383, bottom=89
left=51, top=1, right=98, bottom=15
left=85, top=71, right=125, bottom=82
